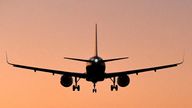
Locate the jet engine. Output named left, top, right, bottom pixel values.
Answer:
left=60, top=75, right=73, bottom=87
left=117, top=75, right=130, bottom=87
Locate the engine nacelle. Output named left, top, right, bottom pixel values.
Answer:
left=117, top=75, right=130, bottom=87
left=60, top=75, right=73, bottom=87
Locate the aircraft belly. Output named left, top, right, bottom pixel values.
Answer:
left=86, top=72, right=105, bottom=82
left=86, top=67, right=105, bottom=82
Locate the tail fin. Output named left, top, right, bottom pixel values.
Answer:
left=63, top=24, right=99, bottom=63
left=95, top=24, right=98, bottom=57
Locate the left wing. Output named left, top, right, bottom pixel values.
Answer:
left=105, top=61, right=183, bottom=78
left=7, top=60, right=86, bottom=78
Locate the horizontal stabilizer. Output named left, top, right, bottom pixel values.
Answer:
left=64, top=57, right=91, bottom=62
left=103, top=57, right=128, bottom=62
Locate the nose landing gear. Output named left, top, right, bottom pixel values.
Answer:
left=92, top=83, right=97, bottom=93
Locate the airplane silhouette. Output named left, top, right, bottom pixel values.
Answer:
left=7, top=24, right=183, bottom=93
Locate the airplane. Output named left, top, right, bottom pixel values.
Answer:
left=7, top=24, right=183, bottom=93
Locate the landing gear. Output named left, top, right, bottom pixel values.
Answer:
left=73, top=85, right=80, bottom=91
left=111, top=85, right=118, bottom=91
left=92, top=83, right=97, bottom=93
left=93, top=89, right=97, bottom=93
left=110, top=77, right=118, bottom=91
left=72, top=77, right=80, bottom=91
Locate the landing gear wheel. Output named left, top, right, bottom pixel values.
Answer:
left=77, top=85, right=80, bottom=91
left=115, top=85, right=118, bottom=91
left=111, top=85, right=113, bottom=91
left=73, top=85, right=80, bottom=91
left=93, top=89, right=97, bottom=93
left=73, top=85, right=76, bottom=91
left=111, top=85, right=118, bottom=91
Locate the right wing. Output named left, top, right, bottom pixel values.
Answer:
left=7, top=60, right=86, bottom=78
left=105, top=61, right=183, bottom=78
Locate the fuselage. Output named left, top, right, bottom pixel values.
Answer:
left=86, top=56, right=106, bottom=83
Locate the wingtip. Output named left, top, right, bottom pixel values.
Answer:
left=5, top=52, right=12, bottom=65
left=125, top=57, right=129, bottom=59
left=180, top=57, right=184, bottom=64
left=178, top=53, right=185, bottom=65
left=177, top=58, right=184, bottom=66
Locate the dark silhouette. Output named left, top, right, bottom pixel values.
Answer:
left=7, top=24, right=183, bottom=93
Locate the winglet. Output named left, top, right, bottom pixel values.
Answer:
left=6, top=52, right=12, bottom=65
left=177, top=54, right=185, bottom=66
left=182, top=51, right=185, bottom=63
left=6, top=52, right=10, bottom=64
left=180, top=53, right=185, bottom=65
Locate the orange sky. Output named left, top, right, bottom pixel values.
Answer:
left=0, top=0, right=192, bottom=108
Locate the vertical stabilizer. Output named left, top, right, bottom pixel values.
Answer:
left=95, top=24, right=98, bottom=56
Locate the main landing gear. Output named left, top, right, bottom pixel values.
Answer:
left=73, top=77, right=80, bottom=91
left=110, top=77, right=118, bottom=91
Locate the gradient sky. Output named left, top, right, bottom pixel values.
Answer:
left=0, top=0, right=192, bottom=108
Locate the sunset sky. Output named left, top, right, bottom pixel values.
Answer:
left=0, top=0, right=192, bottom=108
